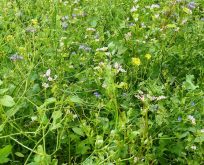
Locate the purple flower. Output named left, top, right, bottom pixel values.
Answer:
left=188, top=2, right=196, bottom=10
left=94, top=92, right=101, bottom=98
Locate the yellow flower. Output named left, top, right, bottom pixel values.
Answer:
left=31, top=19, right=38, bottom=25
left=145, top=54, right=151, bottom=60
left=132, top=57, right=141, bottom=66
left=6, top=35, right=14, bottom=42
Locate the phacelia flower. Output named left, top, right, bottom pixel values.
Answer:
left=188, top=2, right=196, bottom=10
left=132, top=57, right=141, bottom=66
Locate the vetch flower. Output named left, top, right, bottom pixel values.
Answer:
left=132, top=57, right=141, bottom=66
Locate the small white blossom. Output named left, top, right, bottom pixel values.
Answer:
left=130, top=5, right=139, bottom=12
left=191, top=145, right=196, bottom=150
left=42, top=83, right=49, bottom=88
left=86, top=28, right=96, bottom=32
left=45, top=69, right=51, bottom=77
left=48, top=77, right=53, bottom=81
left=188, top=115, right=196, bottom=125
left=96, top=47, right=108, bottom=52
left=200, top=129, right=204, bottom=133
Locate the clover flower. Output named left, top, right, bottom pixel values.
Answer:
left=132, top=57, right=141, bottom=66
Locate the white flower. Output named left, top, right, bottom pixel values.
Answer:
left=150, top=4, right=160, bottom=9
left=96, top=47, right=108, bottom=52
left=45, top=69, right=51, bottom=77
left=191, top=145, right=196, bottom=150
left=42, top=83, right=49, bottom=88
left=130, top=5, right=139, bottom=12
left=86, top=28, right=96, bottom=32
left=201, top=129, right=204, bottom=133
left=114, top=62, right=126, bottom=73
left=31, top=116, right=37, bottom=121
left=188, top=115, right=196, bottom=125
left=48, top=77, right=53, bottom=81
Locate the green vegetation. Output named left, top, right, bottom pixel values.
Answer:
left=0, top=0, right=204, bottom=164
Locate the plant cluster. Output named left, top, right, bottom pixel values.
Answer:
left=0, top=0, right=204, bottom=164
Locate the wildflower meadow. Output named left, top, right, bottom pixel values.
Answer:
left=0, top=0, right=204, bottom=164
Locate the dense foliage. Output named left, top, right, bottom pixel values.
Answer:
left=0, top=0, right=204, bottom=164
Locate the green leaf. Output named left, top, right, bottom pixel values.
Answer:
left=15, top=152, right=24, bottom=157
left=6, top=105, right=21, bottom=117
left=183, top=75, right=198, bottom=90
left=0, top=80, right=3, bottom=86
left=69, top=96, right=83, bottom=104
left=183, top=7, right=192, bottom=14
left=194, top=135, right=204, bottom=143
left=39, top=97, right=56, bottom=108
left=0, top=145, right=12, bottom=164
left=0, top=95, right=15, bottom=107
left=72, top=127, right=85, bottom=137
left=50, top=111, right=62, bottom=130
left=0, top=88, right=8, bottom=95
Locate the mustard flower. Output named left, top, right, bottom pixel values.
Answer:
left=132, top=57, right=141, bottom=66
left=145, top=54, right=151, bottom=60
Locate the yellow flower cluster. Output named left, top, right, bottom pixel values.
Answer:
left=31, top=19, right=38, bottom=25
left=145, top=54, right=151, bottom=60
left=132, top=57, right=141, bottom=66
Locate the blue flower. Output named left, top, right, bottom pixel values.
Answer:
left=94, top=92, right=101, bottom=98
left=188, top=2, right=196, bottom=10
left=178, top=116, right=182, bottom=122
